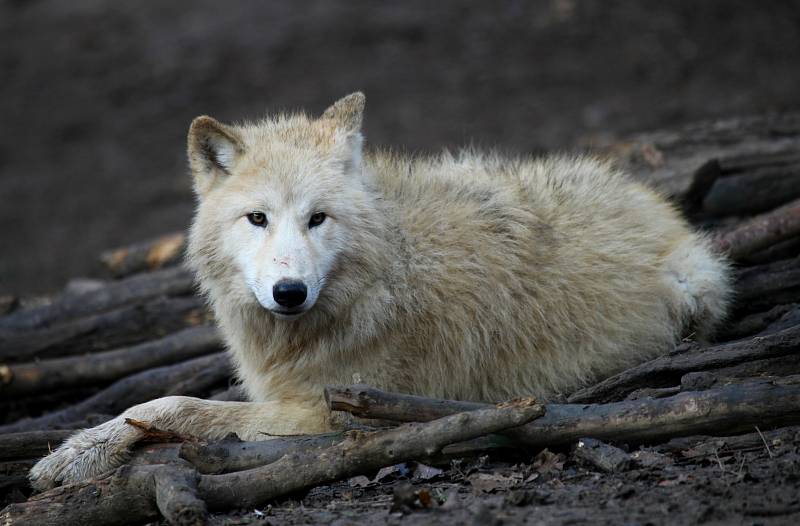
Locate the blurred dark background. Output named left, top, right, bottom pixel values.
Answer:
left=1, top=0, right=799, bottom=294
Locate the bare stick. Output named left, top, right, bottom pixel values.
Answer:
left=0, top=296, right=209, bottom=363
left=0, top=266, right=194, bottom=333
left=326, top=378, right=800, bottom=448
left=100, top=233, right=186, bottom=278
left=0, top=353, right=229, bottom=434
left=0, top=327, right=222, bottom=397
left=714, top=197, right=800, bottom=260
left=0, top=399, right=544, bottom=525
left=567, top=323, right=800, bottom=403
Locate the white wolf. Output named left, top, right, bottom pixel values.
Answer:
left=30, top=93, right=731, bottom=489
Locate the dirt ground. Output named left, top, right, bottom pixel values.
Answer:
left=1, top=0, right=799, bottom=294
left=206, top=431, right=800, bottom=526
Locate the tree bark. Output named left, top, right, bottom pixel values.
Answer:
left=713, top=197, right=800, bottom=260
left=0, top=430, right=74, bottom=460
left=567, top=324, right=800, bottom=403
left=0, top=296, right=209, bottom=363
left=0, top=353, right=229, bottom=434
left=0, top=266, right=194, bottom=333
left=0, top=327, right=222, bottom=397
left=100, top=233, right=186, bottom=278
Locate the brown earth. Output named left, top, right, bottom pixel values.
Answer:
left=210, top=436, right=800, bottom=526
left=1, top=0, right=799, bottom=294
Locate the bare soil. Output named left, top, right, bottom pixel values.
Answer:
left=2, top=0, right=799, bottom=294
left=207, top=434, right=800, bottom=526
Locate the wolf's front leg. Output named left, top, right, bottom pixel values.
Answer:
left=28, top=396, right=331, bottom=490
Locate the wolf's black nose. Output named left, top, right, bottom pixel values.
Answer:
left=273, top=280, right=307, bottom=308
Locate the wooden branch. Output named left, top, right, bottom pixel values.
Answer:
left=0, top=353, right=229, bottom=434
left=0, top=460, right=35, bottom=492
left=0, top=399, right=544, bottom=525
left=0, top=430, right=74, bottom=460
left=612, top=114, right=800, bottom=200
left=742, top=236, right=800, bottom=265
left=178, top=433, right=345, bottom=474
left=1, top=463, right=166, bottom=526
left=659, top=425, right=800, bottom=458
left=100, top=233, right=186, bottom=278
left=702, top=162, right=800, bottom=217
left=567, top=323, right=800, bottom=403
left=725, top=304, right=799, bottom=340
left=153, top=464, right=206, bottom=526
left=0, top=266, right=194, bottom=333
left=0, top=327, right=222, bottom=397
left=326, top=378, right=800, bottom=448
left=713, top=197, right=800, bottom=260
left=681, top=159, right=721, bottom=216
left=0, top=296, right=209, bottom=363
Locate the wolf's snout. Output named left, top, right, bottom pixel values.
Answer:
left=273, top=280, right=307, bottom=308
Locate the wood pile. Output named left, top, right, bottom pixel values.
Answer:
left=1, top=113, right=800, bottom=525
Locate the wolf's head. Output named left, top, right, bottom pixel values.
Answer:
left=187, top=93, right=384, bottom=322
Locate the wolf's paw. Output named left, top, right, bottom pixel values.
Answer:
left=28, top=417, right=143, bottom=491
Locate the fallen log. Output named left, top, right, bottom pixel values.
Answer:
left=0, top=399, right=544, bottom=525
left=713, top=197, right=800, bottom=260
left=724, top=304, right=799, bottom=340
left=736, top=255, right=800, bottom=297
left=0, top=353, right=230, bottom=434
left=0, top=460, right=35, bottom=492
left=178, top=433, right=346, bottom=474
left=612, top=114, right=800, bottom=201
left=742, top=236, right=800, bottom=265
left=326, top=378, right=800, bottom=447
left=0, top=266, right=195, bottom=333
left=566, top=323, right=800, bottom=403
left=0, top=296, right=208, bottom=363
left=0, top=430, right=74, bottom=461
left=100, top=233, right=186, bottom=279
left=0, top=326, right=222, bottom=397
left=702, top=162, right=800, bottom=217
left=659, top=425, right=800, bottom=459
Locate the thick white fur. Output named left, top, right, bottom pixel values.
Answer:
left=30, top=93, right=732, bottom=490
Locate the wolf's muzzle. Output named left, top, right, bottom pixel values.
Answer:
left=273, top=279, right=307, bottom=308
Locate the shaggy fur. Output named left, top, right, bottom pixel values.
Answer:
left=30, top=92, right=731, bottom=489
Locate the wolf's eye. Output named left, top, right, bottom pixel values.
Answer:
left=247, top=212, right=267, bottom=227
left=308, top=212, right=326, bottom=228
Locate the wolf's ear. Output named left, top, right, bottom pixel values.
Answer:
left=321, top=92, right=365, bottom=134
left=322, top=93, right=365, bottom=173
left=187, top=116, right=244, bottom=195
